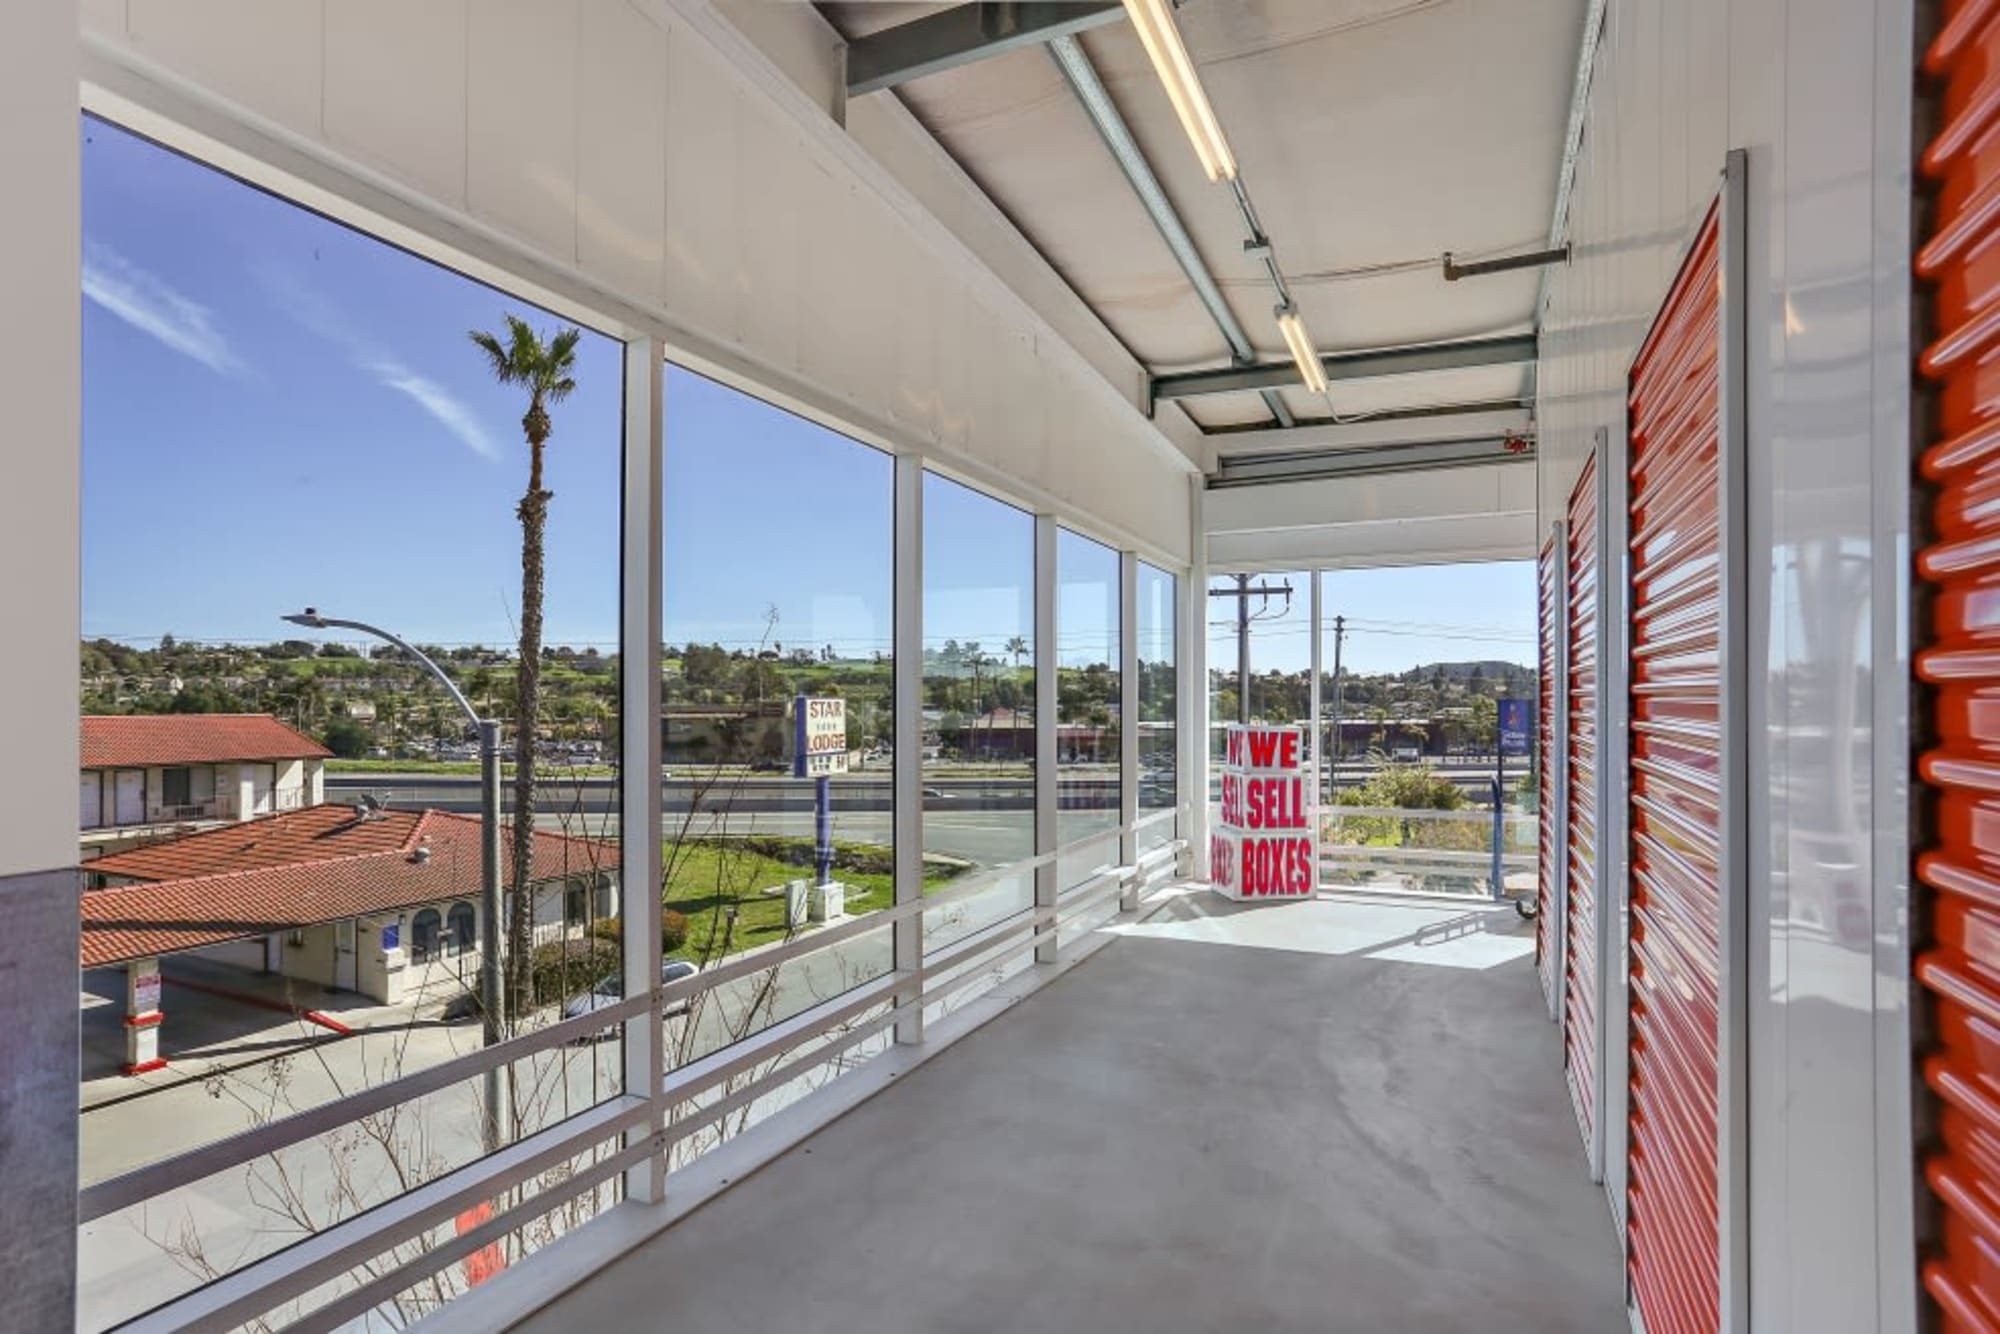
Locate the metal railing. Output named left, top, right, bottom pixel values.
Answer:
left=1318, top=805, right=1536, bottom=899
left=92, top=807, right=1187, bottom=1333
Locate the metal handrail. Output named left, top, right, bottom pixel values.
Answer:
left=80, top=813, right=1186, bottom=1227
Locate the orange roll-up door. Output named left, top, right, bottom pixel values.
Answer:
left=1625, top=201, right=1723, bottom=1334
left=1538, top=530, right=1565, bottom=1015
left=1565, top=454, right=1600, bottom=1151
left=1917, top=4, right=2000, bottom=1329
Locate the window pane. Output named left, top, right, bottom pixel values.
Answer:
left=1057, top=529, right=1120, bottom=887
left=1137, top=562, right=1177, bottom=854
left=921, top=473, right=1035, bottom=953
left=1206, top=572, right=1308, bottom=817
left=78, top=114, right=624, bottom=1329
left=661, top=364, right=895, bottom=1080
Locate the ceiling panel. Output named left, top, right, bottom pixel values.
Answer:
left=822, top=0, right=1583, bottom=435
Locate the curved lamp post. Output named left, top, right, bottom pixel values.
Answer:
left=283, top=609, right=506, bottom=1149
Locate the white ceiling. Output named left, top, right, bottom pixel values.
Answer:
left=822, top=0, right=1584, bottom=436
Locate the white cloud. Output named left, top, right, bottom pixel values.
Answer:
left=256, top=261, right=501, bottom=462
left=368, top=361, right=501, bottom=461
left=82, top=242, right=241, bottom=375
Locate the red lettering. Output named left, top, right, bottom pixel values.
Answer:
left=1248, top=730, right=1278, bottom=767
left=1278, top=731, right=1299, bottom=769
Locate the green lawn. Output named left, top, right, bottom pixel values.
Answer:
left=661, top=840, right=956, bottom=963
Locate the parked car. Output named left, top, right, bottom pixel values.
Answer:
left=561, top=959, right=703, bottom=1040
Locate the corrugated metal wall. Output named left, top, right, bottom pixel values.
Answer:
left=1624, top=203, right=1724, bottom=1334
left=1917, top=5, right=2000, bottom=1328
left=1566, top=454, right=1601, bottom=1153
left=1539, top=529, right=1565, bottom=1014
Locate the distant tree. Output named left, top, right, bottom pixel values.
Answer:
left=322, top=718, right=373, bottom=759
left=159, top=633, right=177, bottom=653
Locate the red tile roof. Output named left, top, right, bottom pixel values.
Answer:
left=81, top=803, right=619, bottom=969
left=82, top=714, right=332, bottom=769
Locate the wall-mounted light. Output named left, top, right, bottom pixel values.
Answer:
left=1122, top=0, right=1236, bottom=182
left=1275, top=303, right=1328, bottom=395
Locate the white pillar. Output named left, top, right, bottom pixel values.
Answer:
left=0, top=1, right=81, bottom=1325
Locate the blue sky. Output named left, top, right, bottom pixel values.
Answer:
left=81, top=115, right=1532, bottom=673
left=82, top=116, right=624, bottom=651
left=1207, top=562, right=1537, bottom=676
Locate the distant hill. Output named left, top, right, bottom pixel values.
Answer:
left=1412, top=660, right=1533, bottom=680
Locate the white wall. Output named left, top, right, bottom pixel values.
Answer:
left=1203, top=463, right=1537, bottom=571
left=1535, top=0, right=1915, bottom=1327
left=80, top=0, right=1196, bottom=564
left=0, top=2, right=81, bottom=1325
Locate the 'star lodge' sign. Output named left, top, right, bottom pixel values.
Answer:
left=1212, top=723, right=1316, bottom=901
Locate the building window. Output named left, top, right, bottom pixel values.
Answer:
left=447, top=901, right=476, bottom=955
left=411, top=909, right=442, bottom=963
left=565, top=885, right=586, bottom=928
left=922, top=471, right=1036, bottom=952
left=1057, top=529, right=1120, bottom=886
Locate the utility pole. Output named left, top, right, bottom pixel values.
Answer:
left=1208, top=575, right=1293, bottom=724
left=1328, top=614, right=1345, bottom=797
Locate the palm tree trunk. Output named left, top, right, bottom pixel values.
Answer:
left=508, top=428, right=551, bottom=1019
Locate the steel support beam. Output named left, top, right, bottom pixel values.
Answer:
left=847, top=2, right=1125, bottom=97
left=1209, top=434, right=1534, bottom=488
left=1152, top=333, right=1539, bottom=403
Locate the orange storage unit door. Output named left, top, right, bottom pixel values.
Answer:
left=1917, top=5, right=2000, bottom=1329
left=1538, top=530, right=1565, bottom=1014
left=1565, top=453, right=1599, bottom=1152
left=1624, top=202, right=1724, bottom=1334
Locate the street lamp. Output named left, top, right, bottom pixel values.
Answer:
left=283, top=608, right=507, bottom=1149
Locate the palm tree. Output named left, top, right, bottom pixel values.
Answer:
left=470, top=314, right=581, bottom=1018
left=1005, top=635, right=1028, bottom=672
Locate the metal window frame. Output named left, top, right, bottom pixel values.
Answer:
left=72, top=60, right=1204, bottom=1334
left=1035, top=512, right=1060, bottom=962
left=1119, top=550, right=1141, bottom=910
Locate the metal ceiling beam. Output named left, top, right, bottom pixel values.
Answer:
left=1209, top=435, right=1535, bottom=489
left=1208, top=406, right=1533, bottom=455
left=847, top=2, right=1126, bottom=97
left=1047, top=34, right=1294, bottom=427
left=1151, top=333, right=1539, bottom=402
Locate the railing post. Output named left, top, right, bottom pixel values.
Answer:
left=1489, top=777, right=1505, bottom=902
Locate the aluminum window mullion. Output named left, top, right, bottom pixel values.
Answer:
left=1309, top=570, right=1323, bottom=838
left=620, top=336, right=665, bottom=1205
left=893, top=454, right=924, bottom=1044
left=1035, top=513, right=1059, bottom=962
left=1118, top=550, right=1140, bottom=909
left=1186, top=475, right=1209, bottom=880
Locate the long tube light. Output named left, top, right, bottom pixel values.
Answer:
left=1122, top=0, right=1236, bottom=181
left=1275, top=303, right=1328, bottom=395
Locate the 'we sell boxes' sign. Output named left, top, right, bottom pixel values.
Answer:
left=1212, top=723, right=1316, bottom=901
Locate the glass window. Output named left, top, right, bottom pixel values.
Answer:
left=78, top=114, right=625, bottom=1328
left=1136, top=563, right=1177, bottom=854
left=661, top=363, right=895, bottom=1081
left=1206, top=571, right=1308, bottom=819
left=447, top=901, right=476, bottom=954
left=921, top=472, right=1035, bottom=953
left=411, top=908, right=442, bottom=963
left=1057, top=529, right=1120, bottom=887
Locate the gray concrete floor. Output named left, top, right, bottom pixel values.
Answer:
left=518, top=894, right=1624, bottom=1334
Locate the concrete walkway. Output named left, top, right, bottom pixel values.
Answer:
left=518, top=894, right=1624, bottom=1333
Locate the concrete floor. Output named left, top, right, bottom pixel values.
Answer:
left=517, top=894, right=1624, bottom=1334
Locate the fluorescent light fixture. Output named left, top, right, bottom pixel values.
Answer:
left=1275, top=304, right=1328, bottom=395
left=1122, top=0, right=1237, bottom=182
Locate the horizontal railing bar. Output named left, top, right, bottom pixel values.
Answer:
left=1054, top=873, right=1128, bottom=927
left=287, top=1135, right=657, bottom=1334
left=663, top=1009, right=900, bottom=1154
left=1322, top=848, right=1536, bottom=867
left=119, top=1096, right=648, bottom=1334
left=922, top=911, right=1042, bottom=985
left=662, top=972, right=913, bottom=1114
left=82, top=994, right=656, bottom=1224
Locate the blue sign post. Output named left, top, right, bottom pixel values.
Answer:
left=1492, top=698, right=1531, bottom=901
left=794, top=694, right=848, bottom=889
left=1498, top=698, right=1532, bottom=758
